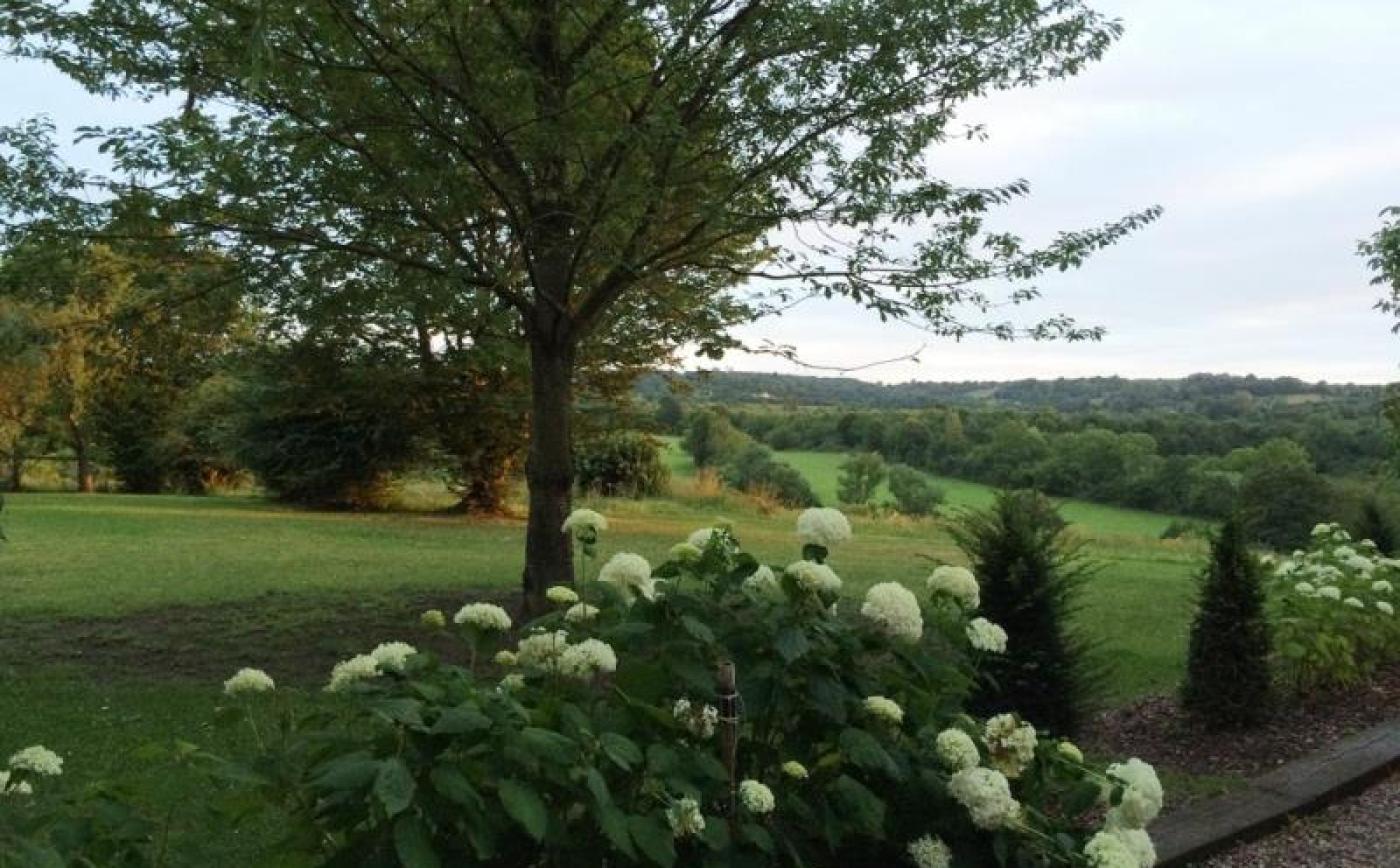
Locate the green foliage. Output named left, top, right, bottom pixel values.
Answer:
left=952, top=491, right=1096, bottom=736
left=0, top=785, right=158, bottom=867
left=1159, top=519, right=1209, bottom=541
left=721, top=445, right=820, bottom=508
left=654, top=395, right=686, bottom=434
left=231, top=344, right=430, bottom=509
left=178, top=516, right=1149, bottom=867
left=681, top=410, right=750, bottom=470
left=1236, top=446, right=1332, bottom=550
left=1351, top=493, right=1397, bottom=556
left=1266, top=523, right=1400, bottom=692
left=836, top=451, right=887, bottom=506
left=886, top=464, right=943, bottom=516
left=1181, top=517, right=1273, bottom=729
left=576, top=432, right=670, bottom=499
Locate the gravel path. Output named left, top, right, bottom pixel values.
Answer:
left=1201, top=772, right=1400, bottom=867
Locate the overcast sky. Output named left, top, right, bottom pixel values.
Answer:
left=4, top=0, right=1398, bottom=384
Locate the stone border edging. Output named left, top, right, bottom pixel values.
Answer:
left=1150, top=719, right=1400, bottom=866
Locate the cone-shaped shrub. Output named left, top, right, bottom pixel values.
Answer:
left=952, top=490, right=1097, bottom=736
left=1182, top=515, right=1273, bottom=729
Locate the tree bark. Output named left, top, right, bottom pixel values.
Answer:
left=6, top=442, right=21, bottom=493
left=70, top=420, right=94, bottom=493
left=521, top=334, right=575, bottom=613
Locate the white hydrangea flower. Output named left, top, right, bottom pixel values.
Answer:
left=0, top=770, right=33, bottom=796
left=796, top=507, right=853, bottom=548
left=672, top=698, right=719, bottom=739
left=1083, top=830, right=1138, bottom=868
left=494, top=650, right=518, bottom=667
left=420, top=609, right=447, bottom=629
left=1113, top=828, right=1157, bottom=868
left=1378, top=601, right=1394, bottom=615
left=781, top=760, right=809, bottom=780
left=499, top=673, right=526, bottom=691
left=669, top=542, right=703, bottom=562
left=598, top=552, right=657, bottom=601
left=785, top=560, right=842, bottom=595
left=1345, top=554, right=1375, bottom=573
left=967, top=618, right=1009, bottom=653
left=454, top=602, right=513, bottom=632
left=947, top=767, right=1020, bottom=830
left=984, top=714, right=1037, bottom=778
left=1105, top=758, right=1163, bottom=830
left=738, top=779, right=776, bottom=814
left=516, top=630, right=570, bottom=672
left=1058, top=741, right=1084, bottom=763
left=1316, top=585, right=1342, bottom=600
left=907, top=835, right=952, bottom=868
left=369, top=641, right=418, bottom=673
left=743, top=565, right=783, bottom=600
left=1293, top=581, right=1316, bottom=596
left=223, top=667, right=275, bottom=695
left=546, top=585, right=579, bottom=606
left=564, top=603, right=599, bottom=623
left=562, top=508, right=608, bottom=537
left=666, top=797, right=706, bottom=838
left=863, top=695, right=904, bottom=726
left=1334, top=545, right=1357, bottom=560
left=557, top=638, right=618, bottom=681
left=1344, top=596, right=1365, bottom=609
left=687, top=527, right=722, bottom=548
left=927, top=565, right=980, bottom=610
left=1372, top=579, right=1393, bottom=594
left=934, top=728, right=980, bottom=771
left=327, top=654, right=380, bottom=691
left=7, top=746, right=63, bottom=777
left=860, top=582, right=924, bottom=643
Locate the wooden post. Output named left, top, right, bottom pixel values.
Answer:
left=717, top=660, right=739, bottom=826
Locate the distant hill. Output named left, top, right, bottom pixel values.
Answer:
left=638, top=371, right=1385, bottom=413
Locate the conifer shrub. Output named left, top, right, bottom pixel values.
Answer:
left=886, top=463, right=943, bottom=516
left=951, top=490, right=1097, bottom=736
left=1181, top=516, right=1273, bottom=728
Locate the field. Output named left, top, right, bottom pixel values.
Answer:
left=0, top=462, right=1207, bottom=864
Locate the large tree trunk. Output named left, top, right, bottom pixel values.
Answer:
left=521, top=334, right=576, bottom=613
left=6, top=441, right=21, bottom=493
left=69, top=420, right=95, bottom=493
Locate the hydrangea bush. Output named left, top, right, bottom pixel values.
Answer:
left=5, top=507, right=1163, bottom=866
left=1267, top=522, right=1400, bottom=690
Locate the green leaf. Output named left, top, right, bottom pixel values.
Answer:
left=600, top=732, right=643, bottom=770
left=806, top=676, right=848, bottom=723
left=839, top=728, right=900, bottom=778
left=627, top=814, right=677, bottom=868
left=774, top=627, right=811, bottom=662
left=830, top=775, right=884, bottom=836
left=429, top=766, right=484, bottom=812
left=393, top=814, right=441, bottom=868
left=498, top=778, right=548, bottom=841
left=371, top=697, right=425, bottom=727
left=520, top=727, right=578, bottom=764
left=374, top=759, right=416, bottom=817
left=312, top=753, right=381, bottom=792
left=741, top=823, right=774, bottom=853
left=595, top=804, right=636, bottom=858
left=680, top=614, right=715, bottom=644
left=585, top=767, right=611, bottom=807
left=430, top=705, right=491, bottom=735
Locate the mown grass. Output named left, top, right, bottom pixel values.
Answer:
left=0, top=474, right=1206, bottom=865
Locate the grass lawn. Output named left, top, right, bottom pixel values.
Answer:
left=0, top=481, right=1206, bottom=865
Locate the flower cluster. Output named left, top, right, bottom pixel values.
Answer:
left=370, top=641, right=418, bottom=673
left=984, top=714, right=1037, bottom=778
left=598, top=552, right=657, bottom=601
left=672, top=698, right=719, bottom=739
left=454, top=602, right=513, bottom=632
left=967, top=617, right=1009, bottom=653
left=7, top=745, right=63, bottom=778
left=796, top=507, right=852, bottom=548
left=860, top=582, right=924, bottom=642
left=327, top=653, right=382, bottom=692
left=742, top=564, right=782, bottom=599
left=863, top=695, right=904, bottom=726
left=666, top=797, right=706, bottom=838
left=934, top=728, right=980, bottom=771
left=1104, top=758, right=1163, bottom=830
left=928, top=565, right=980, bottom=610
left=562, top=508, right=608, bottom=539
left=785, top=560, right=842, bottom=595
left=907, top=835, right=952, bottom=868
left=738, top=779, right=775, bottom=814
left=948, top=767, right=1020, bottom=829
left=223, top=667, right=275, bottom=695
left=546, top=585, right=579, bottom=606
left=513, top=630, right=617, bottom=681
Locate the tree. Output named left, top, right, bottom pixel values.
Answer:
left=682, top=409, right=749, bottom=469
left=3, top=1, right=1158, bottom=605
left=1181, top=516, right=1272, bottom=729
left=0, top=301, right=51, bottom=491
left=886, top=463, right=943, bottom=516
left=837, top=450, right=887, bottom=505
left=720, top=443, right=819, bottom=508
left=952, top=490, right=1096, bottom=736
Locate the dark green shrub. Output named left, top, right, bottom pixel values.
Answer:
left=1353, top=493, right=1397, bottom=555
left=232, top=345, right=429, bottom=509
left=722, top=443, right=819, bottom=507
left=575, top=431, right=669, bottom=498
left=1159, top=519, right=1209, bottom=541
left=836, top=450, right=886, bottom=505
left=887, top=463, right=943, bottom=516
left=1181, top=516, right=1272, bottom=728
left=952, top=490, right=1096, bottom=736
left=680, top=408, right=749, bottom=468
left=1237, top=461, right=1331, bottom=550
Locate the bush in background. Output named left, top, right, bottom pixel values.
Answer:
left=721, top=443, right=820, bottom=508
left=886, top=463, right=943, bottom=516
left=681, top=408, right=749, bottom=468
left=1181, top=516, right=1273, bottom=728
left=576, top=431, right=670, bottom=498
left=952, top=490, right=1097, bottom=736
left=836, top=450, right=886, bottom=505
